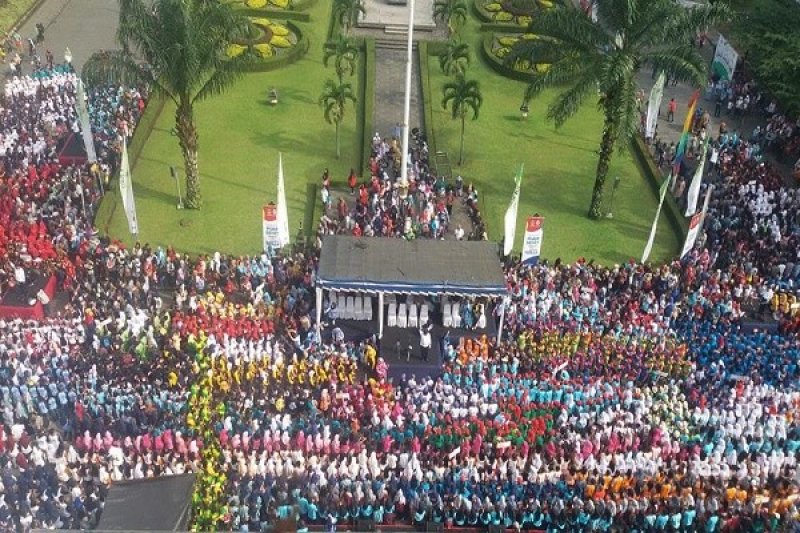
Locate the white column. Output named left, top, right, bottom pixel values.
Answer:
left=378, top=291, right=385, bottom=339
left=399, top=0, right=416, bottom=186
left=496, top=296, right=507, bottom=344
left=315, top=287, right=323, bottom=337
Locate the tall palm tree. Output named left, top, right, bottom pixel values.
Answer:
left=433, top=0, right=468, bottom=36
left=82, top=0, right=251, bottom=209
left=323, top=34, right=360, bottom=80
left=438, top=39, right=471, bottom=77
left=319, top=78, right=357, bottom=159
left=441, top=74, right=483, bottom=166
left=508, top=0, right=729, bottom=219
left=333, top=0, right=365, bottom=35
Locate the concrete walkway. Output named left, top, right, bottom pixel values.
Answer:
left=15, top=0, right=119, bottom=72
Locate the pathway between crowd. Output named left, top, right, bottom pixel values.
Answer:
left=14, top=0, right=119, bottom=72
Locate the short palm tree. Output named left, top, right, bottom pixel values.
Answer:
left=438, top=39, right=470, bottom=77
left=82, top=0, right=251, bottom=209
left=333, top=0, right=365, bottom=35
left=441, top=74, right=483, bottom=166
left=433, top=0, right=468, bottom=36
left=319, top=78, right=357, bottom=159
left=508, top=0, right=729, bottom=218
left=323, top=34, right=360, bottom=80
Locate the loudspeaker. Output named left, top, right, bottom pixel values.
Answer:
left=356, top=518, right=375, bottom=531
left=426, top=522, right=443, bottom=533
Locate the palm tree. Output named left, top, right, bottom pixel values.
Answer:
left=323, top=34, right=360, bottom=80
left=438, top=39, right=470, bottom=77
left=433, top=0, right=468, bottom=36
left=319, top=78, right=357, bottom=159
left=441, top=74, right=483, bottom=166
left=333, top=0, right=365, bottom=35
left=508, top=0, right=729, bottom=218
left=82, top=0, right=251, bottom=209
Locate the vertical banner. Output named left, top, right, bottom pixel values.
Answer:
left=521, top=216, right=544, bottom=265
left=712, top=34, right=738, bottom=82
left=262, top=203, right=281, bottom=251
left=684, top=137, right=709, bottom=216
left=75, top=79, right=97, bottom=163
left=503, top=164, right=524, bottom=256
left=119, top=137, right=138, bottom=235
left=645, top=71, right=666, bottom=139
left=641, top=174, right=671, bottom=263
left=276, top=153, right=291, bottom=247
left=698, top=184, right=714, bottom=235
left=673, top=89, right=701, bottom=173
left=680, top=212, right=703, bottom=259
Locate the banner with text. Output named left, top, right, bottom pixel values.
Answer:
left=712, top=34, right=738, bottom=81
left=521, top=216, right=544, bottom=265
left=680, top=212, right=703, bottom=259
left=262, top=204, right=282, bottom=252
left=119, top=138, right=138, bottom=235
left=645, top=71, right=666, bottom=139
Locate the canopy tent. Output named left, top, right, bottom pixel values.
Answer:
left=315, top=236, right=508, bottom=340
left=95, top=474, right=195, bottom=531
left=317, top=236, right=507, bottom=296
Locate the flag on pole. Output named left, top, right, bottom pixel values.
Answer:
left=680, top=212, right=702, bottom=259
left=684, top=137, right=709, bottom=216
left=276, top=153, right=290, bottom=247
left=645, top=72, right=666, bottom=139
left=75, top=79, right=97, bottom=163
left=503, top=164, right=524, bottom=256
left=641, top=173, right=671, bottom=263
left=119, top=137, right=139, bottom=235
left=697, top=183, right=714, bottom=235
left=673, top=89, right=701, bottom=173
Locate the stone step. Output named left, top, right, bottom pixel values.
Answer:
left=374, top=38, right=418, bottom=51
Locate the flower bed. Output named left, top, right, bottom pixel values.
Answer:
left=473, top=0, right=558, bottom=25
left=226, top=18, right=308, bottom=70
left=484, top=32, right=550, bottom=78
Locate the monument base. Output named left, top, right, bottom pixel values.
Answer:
left=359, top=0, right=437, bottom=33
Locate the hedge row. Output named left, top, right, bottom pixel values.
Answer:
left=417, top=41, right=437, bottom=156
left=236, top=7, right=311, bottom=21
left=359, top=38, right=376, bottom=178
left=630, top=135, right=688, bottom=241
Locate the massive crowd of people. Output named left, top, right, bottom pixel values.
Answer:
left=0, top=57, right=798, bottom=533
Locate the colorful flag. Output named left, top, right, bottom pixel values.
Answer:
left=673, top=89, right=701, bottom=173
left=118, top=137, right=138, bottom=235
left=645, top=71, right=666, bottom=139
left=641, top=173, right=671, bottom=263
left=503, top=164, right=523, bottom=256
left=680, top=212, right=703, bottom=259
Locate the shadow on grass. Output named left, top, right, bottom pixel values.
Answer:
left=133, top=182, right=177, bottom=206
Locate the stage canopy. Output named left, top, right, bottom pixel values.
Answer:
left=95, top=474, right=195, bottom=531
left=317, top=235, right=506, bottom=297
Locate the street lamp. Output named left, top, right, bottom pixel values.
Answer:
left=170, top=166, right=184, bottom=209
left=606, top=175, right=621, bottom=218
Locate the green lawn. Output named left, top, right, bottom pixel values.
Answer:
left=99, top=0, right=359, bottom=255
left=0, top=0, right=39, bottom=34
left=426, top=26, right=681, bottom=266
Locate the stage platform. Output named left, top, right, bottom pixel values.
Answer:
left=360, top=0, right=437, bottom=34
left=0, top=273, right=56, bottom=320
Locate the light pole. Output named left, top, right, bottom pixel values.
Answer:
left=398, top=0, right=416, bottom=199
left=171, top=166, right=184, bottom=209
left=605, top=175, right=621, bottom=218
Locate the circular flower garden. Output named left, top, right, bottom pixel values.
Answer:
left=478, top=0, right=557, bottom=25
left=487, top=33, right=550, bottom=75
left=227, top=17, right=297, bottom=59
left=244, top=0, right=290, bottom=8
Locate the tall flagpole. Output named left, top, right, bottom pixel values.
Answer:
left=399, top=0, right=416, bottom=187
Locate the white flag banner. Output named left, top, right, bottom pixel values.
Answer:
left=680, top=212, right=703, bottom=259
left=503, top=164, right=523, bottom=256
left=521, top=216, right=544, bottom=265
left=277, top=153, right=291, bottom=247
left=642, top=174, right=671, bottom=263
left=685, top=139, right=709, bottom=216
left=75, top=79, right=97, bottom=163
left=712, top=34, right=738, bottom=82
left=118, top=138, right=138, bottom=235
left=645, top=71, right=666, bottom=139
left=698, top=184, right=714, bottom=235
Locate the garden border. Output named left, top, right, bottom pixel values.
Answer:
left=418, top=41, right=438, bottom=156
left=358, top=38, right=376, bottom=178
left=480, top=31, right=537, bottom=82
left=236, top=7, right=311, bottom=21
left=239, top=20, right=310, bottom=72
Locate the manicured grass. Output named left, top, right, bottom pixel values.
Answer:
left=426, top=23, right=681, bottom=266
left=100, top=0, right=360, bottom=254
left=0, top=0, right=39, bottom=33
